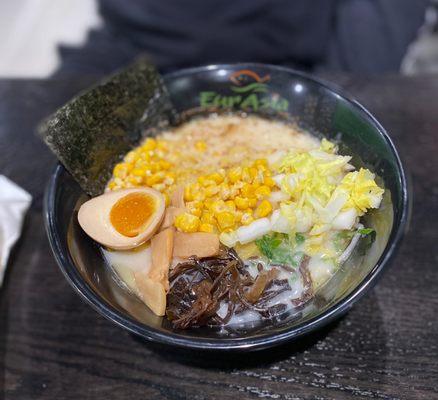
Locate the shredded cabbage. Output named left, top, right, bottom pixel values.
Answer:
left=275, top=140, right=383, bottom=236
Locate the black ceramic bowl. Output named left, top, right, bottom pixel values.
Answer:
left=44, top=64, right=408, bottom=351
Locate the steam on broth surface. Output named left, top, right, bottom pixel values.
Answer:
left=78, top=114, right=384, bottom=329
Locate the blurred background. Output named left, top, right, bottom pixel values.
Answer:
left=1, top=0, right=438, bottom=78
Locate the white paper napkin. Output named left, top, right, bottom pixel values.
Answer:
left=0, top=175, right=32, bottom=286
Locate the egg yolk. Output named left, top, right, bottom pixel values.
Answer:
left=110, top=192, right=156, bottom=237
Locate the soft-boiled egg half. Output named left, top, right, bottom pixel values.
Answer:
left=78, top=187, right=165, bottom=250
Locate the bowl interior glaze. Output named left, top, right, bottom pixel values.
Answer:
left=45, top=64, right=408, bottom=350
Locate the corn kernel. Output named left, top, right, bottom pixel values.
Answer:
left=113, top=163, right=130, bottom=179
left=256, top=165, right=267, bottom=174
left=255, top=200, right=273, bottom=218
left=188, top=200, right=203, bottom=209
left=225, top=200, right=236, bottom=212
left=235, top=196, right=250, bottom=210
left=195, top=141, right=207, bottom=152
left=199, top=223, right=214, bottom=233
left=152, top=183, right=165, bottom=191
left=125, top=150, right=137, bottom=163
left=219, top=183, right=231, bottom=200
left=248, top=198, right=257, bottom=207
left=156, top=140, right=168, bottom=151
left=184, top=185, right=195, bottom=202
left=208, top=172, right=224, bottom=184
left=264, top=176, right=276, bottom=188
left=241, top=211, right=254, bottom=226
left=142, top=138, right=157, bottom=151
left=210, top=200, right=226, bottom=214
left=204, top=179, right=216, bottom=187
left=201, top=211, right=215, bottom=224
left=149, top=162, right=159, bottom=173
left=242, top=167, right=251, bottom=182
left=133, top=158, right=145, bottom=168
left=163, top=192, right=170, bottom=206
left=186, top=202, right=203, bottom=217
left=228, top=167, right=242, bottom=183
left=138, top=152, right=150, bottom=162
left=204, top=198, right=214, bottom=210
left=163, top=177, right=175, bottom=186
left=159, top=160, right=172, bottom=170
left=205, top=185, right=219, bottom=197
left=217, top=211, right=235, bottom=230
left=166, top=171, right=176, bottom=180
left=234, top=210, right=243, bottom=221
left=249, top=167, right=258, bottom=180
left=254, top=158, right=268, bottom=168
left=197, top=176, right=207, bottom=186
left=108, top=181, right=117, bottom=189
left=241, top=183, right=256, bottom=198
left=174, top=213, right=200, bottom=233
left=193, top=190, right=205, bottom=202
left=229, top=184, right=241, bottom=198
left=132, top=168, right=146, bottom=177
left=191, top=208, right=202, bottom=217
left=255, top=185, right=271, bottom=199
left=128, top=176, right=141, bottom=185
left=146, top=171, right=165, bottom=186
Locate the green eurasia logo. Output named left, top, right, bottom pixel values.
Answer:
left=199, top=69, right=289, bottom=112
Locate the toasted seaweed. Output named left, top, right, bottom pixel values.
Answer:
left=39, top=57, right=176, bottom=196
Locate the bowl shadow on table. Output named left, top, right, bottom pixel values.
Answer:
left=132, top=291, right=388, bottom=374
left=132, top=317, right=340, bottom=370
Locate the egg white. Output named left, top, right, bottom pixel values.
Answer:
left=78, top=187, right=165, bottom=250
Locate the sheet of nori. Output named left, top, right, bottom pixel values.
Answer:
left=39, top=57, right=175, bottom=196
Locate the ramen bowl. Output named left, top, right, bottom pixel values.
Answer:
left=44, top=64, right=408, bottom=351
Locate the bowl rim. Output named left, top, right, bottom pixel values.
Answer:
left=44, top=63, right=409, bottom=351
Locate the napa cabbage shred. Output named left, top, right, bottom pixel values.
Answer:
left=220, top=138, right=384, bottom=257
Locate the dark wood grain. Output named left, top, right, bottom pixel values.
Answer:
left=0, top=74, right=437, bottom=400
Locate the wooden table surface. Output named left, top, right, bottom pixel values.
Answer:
left=0, top=74, right=437, bottom=400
